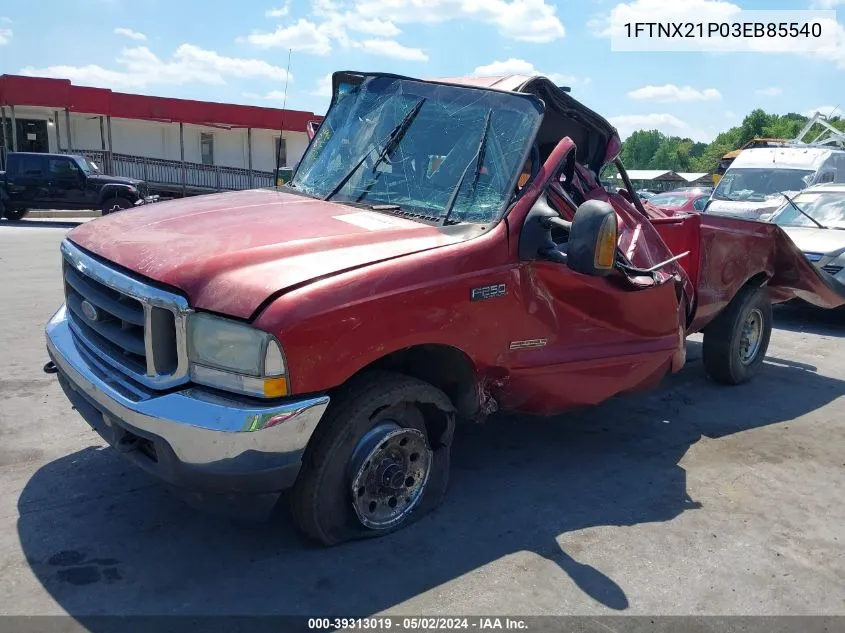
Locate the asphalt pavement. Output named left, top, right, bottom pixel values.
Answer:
left=0, top=218, right=843, bottom=619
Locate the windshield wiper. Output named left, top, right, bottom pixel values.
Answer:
left=323, top=97, right=427, bottom=202
left=780, top=192, right=827, bottom=229
left=441, top=109, right=493, bottom=226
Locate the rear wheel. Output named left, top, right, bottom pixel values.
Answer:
left=290, top=371, right=454, bottom=546
left=703, top=284, right=772, bottom=385
left=2, top=206, right=29, bottom=221
left=101, top=196, right=132, bottom=215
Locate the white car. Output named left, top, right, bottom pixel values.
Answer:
left=763, top=183, right=845, bottom=283
left=706, top=146, right=845, bottom=221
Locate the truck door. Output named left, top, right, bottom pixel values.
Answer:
left=500, top=187, right=685, bottom=415
left=4, top=154, right=48, bottom=209
left=45, top=156, right=86, bottom=209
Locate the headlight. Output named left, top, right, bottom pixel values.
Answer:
left=187, top=312, right=288, bottom=398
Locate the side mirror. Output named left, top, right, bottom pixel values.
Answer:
left=758, top=212, right=773, bottom=222
left=566, top=200, right=618, bottom=277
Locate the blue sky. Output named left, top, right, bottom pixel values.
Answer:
left=1, top=0, right=843, bottom=143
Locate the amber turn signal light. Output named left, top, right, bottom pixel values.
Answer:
left=594, top=215, right=618, bottom=271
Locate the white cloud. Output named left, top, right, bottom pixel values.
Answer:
left=803, top=105, right=841, bottom=118
left=245, top=19, right=333, bottom=55
left=347, top=16, right=401, bottom=37
left=627, top=84, right=721, bottom=103
left=0, top=17, right=11, bottom=45
left=353, top=0, right=565, bottom=43
left=472, top=58, right=589, bottom=87
left=353, top=38, right=428, bottom=61
left=807, top=17, right=845, bottom=68
left=609, top=113, right=711, bottom=143
left=312, top=73, right=333, bottom=97
left=20, top=44, right=292, bottom=90
left=114, top=27, right=146, bottom=41
left=755, top=87, right=783, bottom=97
left=244, top=10, right=419, bottom=60
left=265, top=3, right=290, bottom=17
left=242, top=90, right=290, bottom=101
left=811, top=0, right=845, bottom=7
left=244, top=0, right=564, bottom=65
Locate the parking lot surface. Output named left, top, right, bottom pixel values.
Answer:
left=0, top=219, right=843, bottom=617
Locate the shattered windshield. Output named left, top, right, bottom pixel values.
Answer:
left=291, top=76, right=542, bottom=224
left=712, top=167, right=814, bottom=202
left=772, top=191, right=845, bottom=230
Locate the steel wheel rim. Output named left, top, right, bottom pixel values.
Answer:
left=739, top=308, right=764, bottom=364
left=349, top=422, right=432, bottom=530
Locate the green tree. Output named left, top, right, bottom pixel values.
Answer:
left=737, top=109, right=773, bottom=145
left=620, top=130, right=664, bottom=169
left=616, top=109, right=845, bottom=174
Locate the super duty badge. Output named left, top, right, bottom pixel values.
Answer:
left=471, top=284, right=507, bottom=301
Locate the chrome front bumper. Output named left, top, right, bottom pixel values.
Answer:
left=46, top=305, right=329, bottom=494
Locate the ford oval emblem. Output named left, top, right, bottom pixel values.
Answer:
left=80, top=300, right=99, bottom=322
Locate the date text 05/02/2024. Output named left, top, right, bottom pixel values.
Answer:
left=623, top=21, right=823, bottom=38
left=307, top=617, right=529, bottom=630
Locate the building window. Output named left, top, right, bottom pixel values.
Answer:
left=200, top=133, right=214, bottom=166
left=275, top=137, right=287, bottom=167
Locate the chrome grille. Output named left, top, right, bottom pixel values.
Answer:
left=822, top=264, right=843, bottom=276
left=61, top=239, right=191, bottom=389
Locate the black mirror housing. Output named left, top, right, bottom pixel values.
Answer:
left=567, top=200, right=618, bottom=277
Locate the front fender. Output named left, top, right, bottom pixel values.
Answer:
left=97, top=185, right=139, bottom=204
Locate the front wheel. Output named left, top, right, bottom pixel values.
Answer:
left=702, top=284, right=773, bottom=385
left=290, top=371, right=454, bottom=546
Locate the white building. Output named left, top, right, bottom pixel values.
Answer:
left=0, top=74, right=323, bottom=194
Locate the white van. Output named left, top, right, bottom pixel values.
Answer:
left=705, top=146, right=845, bottom=220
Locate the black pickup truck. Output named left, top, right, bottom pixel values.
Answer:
left=0, top=152, right=156, bottom=221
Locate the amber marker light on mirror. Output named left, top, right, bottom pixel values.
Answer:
left=595, top=215, right=618, bottom=271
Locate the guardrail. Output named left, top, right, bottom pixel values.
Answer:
left=65, top=149, right=275, bottom=193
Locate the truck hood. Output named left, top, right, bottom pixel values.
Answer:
left=87, top=174, right=144, bottom=187
left=779, top=226, right=845, bottom=256
left=67, top=189, right=465, bottom=319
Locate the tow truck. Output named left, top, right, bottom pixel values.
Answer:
left=45, top=72, right=845, bottom=545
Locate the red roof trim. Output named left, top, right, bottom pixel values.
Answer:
left=0, top=74, right=323, bottom=133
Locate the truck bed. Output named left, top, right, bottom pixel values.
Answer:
left=651, top=212, right=845, bottom=333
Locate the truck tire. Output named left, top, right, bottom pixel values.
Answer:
left=101, top=196, right=132, bottom=215
left=702, top=284, right=772, bottom=385
left=290, top=371, right=455, bottom=546
left=2, top=207, right=29, bottom=221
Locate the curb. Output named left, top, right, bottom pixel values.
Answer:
left=25, top=210, right=101, bottom=219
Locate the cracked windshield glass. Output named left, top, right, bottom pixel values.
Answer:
left=290, top=75, right=541, bottom=224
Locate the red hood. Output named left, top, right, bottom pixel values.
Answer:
left=68, top=189, right=462, bottom=319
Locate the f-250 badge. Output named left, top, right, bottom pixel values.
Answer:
left=471, top=284, right=507, bottom=301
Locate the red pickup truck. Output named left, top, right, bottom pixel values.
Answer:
left=45, top=71, right=845, bottom=545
